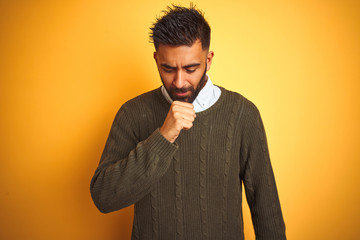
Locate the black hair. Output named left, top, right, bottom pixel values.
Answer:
left=149, top=4, right=211, bottom=51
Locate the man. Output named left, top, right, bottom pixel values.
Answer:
left=90, top=4, right=286, bottom=240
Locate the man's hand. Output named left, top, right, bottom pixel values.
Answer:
left=160, top=101, right=196, bottom=143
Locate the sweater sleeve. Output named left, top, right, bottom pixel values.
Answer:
left=90, top=104, right=178, bottom=213
left=240, top=103, right=286, bottom=239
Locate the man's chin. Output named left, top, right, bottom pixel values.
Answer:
left=171, top=96, right=191, bottom=103
left=171, top=93, right=192, bottom=103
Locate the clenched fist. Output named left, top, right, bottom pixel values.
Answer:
left=159, top=101, right=196, bottom=143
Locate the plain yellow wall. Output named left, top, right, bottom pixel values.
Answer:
left=1, top=0, right=359, bottom=239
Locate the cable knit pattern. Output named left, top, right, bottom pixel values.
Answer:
left=90, top=86, right=286, bottom=240
left=173, top=152, right=184, bottom=239
left=199, top=117, right=209, bottom=240
left=150, top=187, right=159, bottom=239
left=222, top=95, right=239, bottom=238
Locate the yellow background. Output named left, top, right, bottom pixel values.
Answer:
left=1, top=0, right=359, bottom=239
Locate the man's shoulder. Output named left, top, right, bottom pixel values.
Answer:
left=217, top=86, right=264, bottom=131
left=218, top=86, right=259, bottom=113
left=112, top=87, right=165, bottom=124
left=122, top=87, right=164, bottom=109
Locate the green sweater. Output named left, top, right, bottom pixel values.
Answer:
left=90, top=87, right=286, bottom=240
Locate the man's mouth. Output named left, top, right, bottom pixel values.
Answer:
left=174, top=90, right=189, bottom=96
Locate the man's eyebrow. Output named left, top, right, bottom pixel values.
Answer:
left=160, top=64, right=176, bottom=69
left=160, top=63, right=201, bottom=69
left=183, top=63, right=201, bottom=68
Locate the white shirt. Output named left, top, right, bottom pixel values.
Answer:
left=161, top=75, right=221, bottom=113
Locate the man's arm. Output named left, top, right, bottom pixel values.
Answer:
left=240, top=103, right=286, bottom=239
left=90, top=100, right=195, bottom=214
left=90, top=104, right=178, bottom=213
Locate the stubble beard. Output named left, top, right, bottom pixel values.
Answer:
left=161, top=64, right=208, bottom=103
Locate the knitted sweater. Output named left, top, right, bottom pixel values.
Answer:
left=90, top=87, right=286, bottom=240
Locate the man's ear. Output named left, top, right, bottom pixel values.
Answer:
left=206, top=51, right=214, bottom=71
left=153, top=52, right=157, bottom=63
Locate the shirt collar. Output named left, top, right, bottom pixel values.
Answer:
left=193, top=75, right=215, bottom=110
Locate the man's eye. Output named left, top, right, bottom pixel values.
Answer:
left=186, top=69, right=196, bottom=73
left=163, top=69, right=173, bottom=73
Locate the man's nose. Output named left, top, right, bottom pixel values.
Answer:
left=173, top=70, right=185, bottom=89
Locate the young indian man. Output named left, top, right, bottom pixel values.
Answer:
left=91, top=4, right=286, bottom=239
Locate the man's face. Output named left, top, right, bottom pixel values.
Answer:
left=154, top=39, right=214, bottom=103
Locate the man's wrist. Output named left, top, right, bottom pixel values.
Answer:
left=159, top=127, right=175, bottom=143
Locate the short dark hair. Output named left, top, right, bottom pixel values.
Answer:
left=149, top=4, right=211, bottom=51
